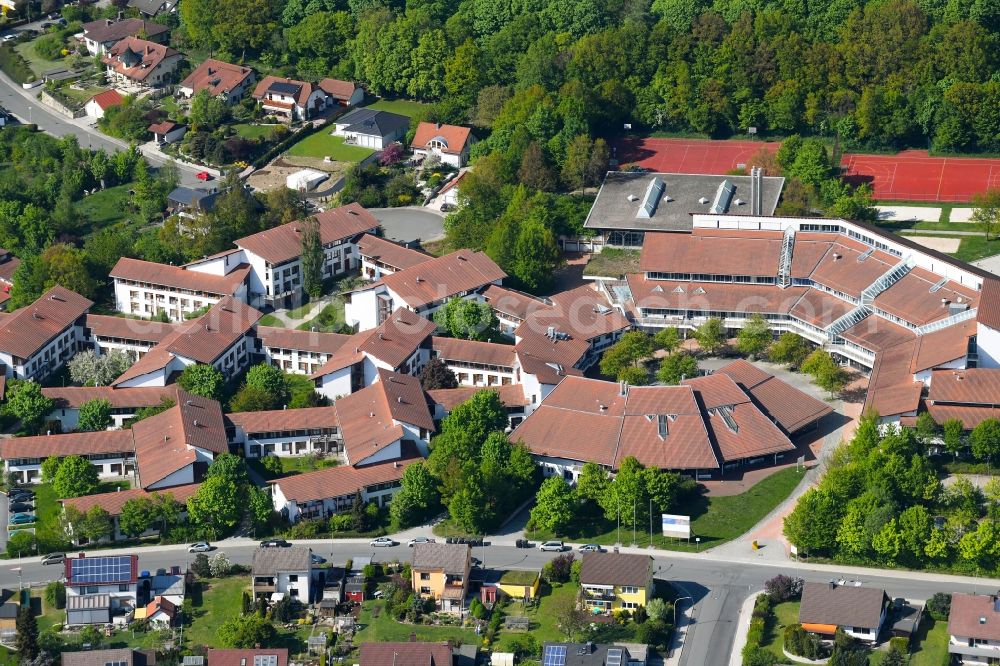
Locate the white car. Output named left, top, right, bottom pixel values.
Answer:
left=579, top=544, right=605, bottom=553
left=407, top=537, right=435, bottom=547
left=369, top=537, right=397, bottom=547
left=539, top=541, right=565, bottom=552
left=188, top=542, right=212, bottom=553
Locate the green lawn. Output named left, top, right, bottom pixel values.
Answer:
left=286, top=132, right=373, bottom=161
left=909, top=616, right=950, bottom=666
left=234, top=123, right=278, bottom=140
left=758, top=600, right=801, bottom=661
left=354, top=601, right=478, bottom=644
left=496, top=582, right=579, bottom=649
left=296, top=300, right=346, bottom=333
left=583, top=248, right=640, bottom=279
left=365, top=98, right=428, bottom=118
left=185, top=576, right=249, bottom=647
left=76, top=184, right=136, bottom=230
left=14, top=40, right=64, bottom=75
left=526, top=466, right=807, bottom=551
left=258, top=314, right=283, bottom=327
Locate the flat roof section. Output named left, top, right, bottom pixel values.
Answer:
left=584, top=172, right=784, bottom=233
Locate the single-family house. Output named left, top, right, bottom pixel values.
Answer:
left=332, top=108, right=408, bottom=151
left=85, top=89, right=124, bottom=119
left=63, top=649, right=157, bottom=666
left=411, top=122, right=474, bottom=168
left=251, top=547, right=313, bottom=602
left=540, top=643, right=645, bottom=666
left=127, top=0, right=177, bottom=17
left=0, top=248, right=19, bottom=310
left=411, top=542, right=470, bottom=614
left=579, top=553, right=654, bottom=612
left=179, top=59, right=256, bottom=104
left=81, top=18, right=169, bottom=55
left=207, top=649, right=288, bottom=666
left=252, top=76, right=326, bottom=122
left=948, top=593, right=1000, bottom=664
left=799, top=582, right=890, bottom=643
left=358, top=642, right=453, bottom=666
left=317, top=79, right=363, bottom=107
left=102, top=37, right=182, bottom=89
left=0, top=285, right=93, bottom=381
left=148, top=120, right=186, bottom=145
left=166, top=186, right=222, bottom=221
left=64, top=553, right=140, bottom=626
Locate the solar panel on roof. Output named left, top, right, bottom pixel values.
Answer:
left=69, top=555, right=133, bottom=584
left=542, top=645, right=567, bottom=666
left=606, top=648, right=624, bottom=666
left=253, top=655, right=278, bottom=666
left=269, top=81, right=301, bottom=95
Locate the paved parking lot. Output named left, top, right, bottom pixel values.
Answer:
left=370, top=207, right=445, bottom=244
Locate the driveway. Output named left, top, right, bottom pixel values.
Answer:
left=370, top=207, right=445, bottom=244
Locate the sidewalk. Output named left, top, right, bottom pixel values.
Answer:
left=728, top=591, right=762, bottom=666
left=666, top=584, right=697, bottom=666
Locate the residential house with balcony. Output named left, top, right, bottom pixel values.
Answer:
left=227, top=406, right=342, bottom=460
left=42, top=385, right=179, bottom=430
left=110, top=257, right=251, bottom=322
left=207, top=650, right=289, bottom=666
left=234, top=204, right=379, bottom=309
left=344, top=249, right=506, bottom=332
left=255, top=327, right=350, bottom=376
left=251, top=547, right=313, bottom=602
left=64, top=553, right=140, bottom=626
left=179, top=59, right=256, bottom=104
left=799, top=582, right=890, bottom=643
left=579, top=553, right=653, bottom=612
left=331, top=108, right=408, bottom=150
left=431, top=337, right=518, bottom=388
left=0, top=430, right=136, bottom=485
left=317, top=79, right=363, bottom=107
left=410, top=122, right=475, bottom=168
left=357, top=234, right=431, bottom=281
left=102, top=37, right=181, bottom=90
left=0, top=248, right=19, bottom=310
left=81, top=18, right=169, bottom=55
left=251, top=77, right=326, bottom=122
left=61, top=483, right=201, bottom=542
left=84, top=314, right=180, bottom=358
left=411, top=542, right=470, bottom=614
left=0, top=286, right=92, bottom=381
left=948, top=593, right=1000, bottom=664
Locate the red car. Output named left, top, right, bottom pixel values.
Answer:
left=196, top=171, right=211, bottom=181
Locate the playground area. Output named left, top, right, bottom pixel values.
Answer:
left=616, top=137, right=1000, bottom=203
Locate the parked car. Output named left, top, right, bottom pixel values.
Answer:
left=41, top=553, right=64, bottom=565
left=39, top=22, right=53, bottom=29
left=1, top=35, right=16, bottom=43
left=188, top=542, right=212, bottom=553
left=310, top=552, right=326, bottom=564
left=407, top=537, right=435, bottom=547
left=8, top=513, right=34, bottom=525
left=369, top=537, right=396, bottom=547
left=9, top=503, right=33, bottom=513
left=579, top=544, right=605, bottom=553
left=8, top=490, right=33, bottom=500
left=539, top=541, right=565, bottom=552
left=259, top=539, right=291, bottom=548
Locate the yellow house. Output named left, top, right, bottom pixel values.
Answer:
left=411, top=542, right=471, bottom=614
left=497, top=570, right=540, bottom=600
left=579, top=552, right=654, bottom=612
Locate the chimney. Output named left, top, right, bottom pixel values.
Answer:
left=397, top=396, right=403, bottom=403
left=619, top=380, right=628, bottom=397
left=193, top=419, right=200, bottom=427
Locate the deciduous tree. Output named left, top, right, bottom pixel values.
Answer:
left=177, top=364, right=225, bottom=401
left=53, top=455, right=99, bottom=498
left=77, top=399, right=112, bottom=432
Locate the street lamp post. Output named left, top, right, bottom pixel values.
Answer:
left=673, top=595, right=693, bottom=626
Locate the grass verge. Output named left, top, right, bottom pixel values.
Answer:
left=758, top=600, right=800, bottom=661
left=365, top=98, right=428, bottom=118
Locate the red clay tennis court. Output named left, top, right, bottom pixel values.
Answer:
left=616, top=137, right=1000, bottom=203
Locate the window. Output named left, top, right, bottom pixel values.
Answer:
left=621, top=602, right=638, bottom=610
left=420, top=586, right=431, bottom=595
left=119, top=584, right=129, bottom=592
left=620, top=586, right=639, bottom=595
left=289, top=575, right=298, bottom=582
left=420, top=573, right=430, bottom=580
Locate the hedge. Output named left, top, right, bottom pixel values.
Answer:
left=0, top=45, right=34, bottom=85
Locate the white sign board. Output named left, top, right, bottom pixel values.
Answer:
left=662, top=514, right=691, bottom=538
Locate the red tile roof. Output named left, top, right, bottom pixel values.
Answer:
left=715, top=359, right=833, bottom=434
left=873, top=267, right=978, bottom=327
left=426, top=384, right=530, bottom=412
left=61, top=483, right=201, bottom=516
left=226, top=406, right=338, bottom=434
left=0, top=249, right=20, bottom=284
left=431, top=336, right=516, bottom=368
left=978, top=278, right=1000, bottom=330
left=948, top=593, right=1000, bottom=642
left=410, top=122, right=473, bottom=155
left=640, top=230, right=784, bottom=276
left=181, top=59, right=254, bottom=97
left=483, top=285, right=549, bottom=322
left=82, top=18, right=168, bottom=44
left=85, top=314, right=181, bottom=344
left=311, top=308, right=436, bottom=377
left=317, top=78, right=358, bottom=101
left=89, top=89, right=124, bottom=110
left=381, top=249, right=505, bottom=309
left=358, top=642, right=452, bottom=666
left=102, top=37, right=180, bottom=82
left=270, top=454, right=419, bottom=504
left=110, top=257, right=251, bottom=297
left=256, top=326, right=350, bottom=355
left=251, top=76, right=314, bottom=107
left=235, top=204, right=379, bottom=265
left=0, top=286, right=93, bottom=359
left=0, top=429, right=135, bottom=460
left=42, top=385, right=178, bottom=409
left=356, top=234, right=432, bottom=272
left=863, top=339, right=923, bottom=417
left=928, top=368, right=1000, bottom=406
left=208, top=649, right=288, bottom=666
left=147, top=120, right=180, bottom=134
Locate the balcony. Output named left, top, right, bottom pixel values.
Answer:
left=949, top=642, right=1000, bottom=659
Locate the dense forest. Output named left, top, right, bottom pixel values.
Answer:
left=177, top=0, right=1000, bottom=154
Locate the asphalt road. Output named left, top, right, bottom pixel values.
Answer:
left=3, top=541, right=995, bottom=663
left=370, top=207, right=445, bottom=244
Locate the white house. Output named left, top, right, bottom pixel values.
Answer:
left=251, top=76, right=326, bottom=122
left=0, top=430, right=137, bottom=485
left=251, top=547, right=313, bottom=601
left=85, top=89, right=124, bottom=119
left=81, top=18, right=169, bottom=56
left=63, top=554, right=140, bottom=626
left=269, top=454, right=419, bottom=523
left=317, top=79, right=364, bottom=107
left=234, top=203, right=379, bottom=309
left=343, top=248, right=506, bottom=331
left=431, top=336, right=518, bottom=388
left=84, top=314, right=180, bottom=358
left=255, top=326, right=350, bottom=376
left=61, top=483, right=201, bottom=542
left=799, top=582, right=889, bottom=643
left=410, top=122, right=474, bottom=168
left=357, top=234, right=431, bottom=280
left=110, top=256, right=251, bottom=322
left=112, top=297, right=261, bottom=388
left=949, top=593, right=1000, bottom=664
left=227, top=406, right=342, bottom=460
left=0, top=286, right=93, bottom=381
left=148, top=120, right=186, bottom=145
left=42, top=385, right=179, bottom=430
left=332, top=108, right=409, bottom=151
